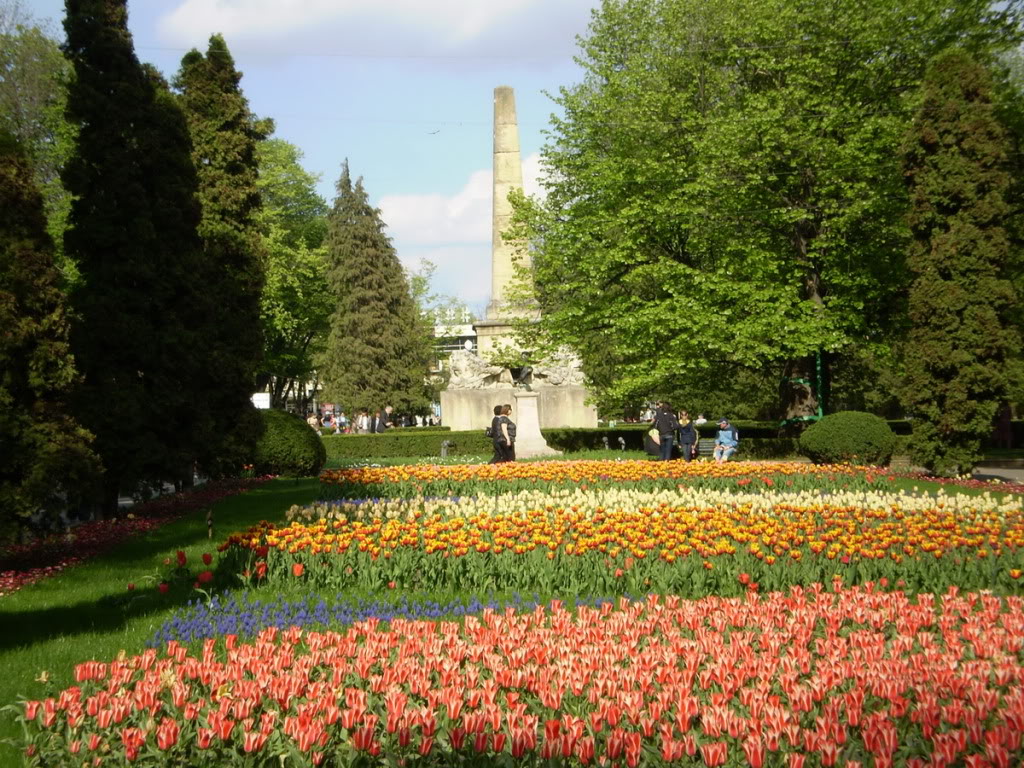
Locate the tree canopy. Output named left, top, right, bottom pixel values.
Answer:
left=318, top=162, right=432, bottom=414
left=62, top=0, right=205, bottom=511
left=0, top=130, right=98, bottom=535
left=511, top=0, right=1024, bottom=418
left=255, top=138, right=332, bottom=410
left=901, top=50, right=1020, bottom=475
left=174, top=34, right=267, bottom=474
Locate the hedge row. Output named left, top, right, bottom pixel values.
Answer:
left=320, top=430, right=800, bottom=460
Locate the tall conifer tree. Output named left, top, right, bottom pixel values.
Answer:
left=174, top=35, right=266, bottom=472
left=62, top=0, right=204, bottom=511
left=319, top=162, right=431, bottom=414
left=902, top=49, right=1020, bottom=475
left=0, top=131, right=98, bottom=534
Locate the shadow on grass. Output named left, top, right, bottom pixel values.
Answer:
left=0, top=478, right=320, bottom=652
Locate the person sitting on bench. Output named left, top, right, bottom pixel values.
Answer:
left=713, top=418, right=739, bottom=463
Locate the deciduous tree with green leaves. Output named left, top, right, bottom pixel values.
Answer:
left=254, top=138, right=332, bottom=409
left=510, top=0, right=1023, bottom=420
left=0, top=131, right=98, bottom=536
left=0, top=1, right=75, bottom=276
left=318, top=162, right=432, bottom=415
left=901, top=49, right=1020, bottom=475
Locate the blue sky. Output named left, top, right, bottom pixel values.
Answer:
left=26, top=0, right=597, bottom=313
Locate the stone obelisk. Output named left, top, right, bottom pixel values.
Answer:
left=476, top=86, right=531, bottom=355
left=487, top=85, right=527, bottom=322
left=440, top=86, right=594, bottom=438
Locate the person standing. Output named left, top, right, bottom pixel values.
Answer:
left=355, top=409, right=369, bottom=433
left=676, top=409, right=698, bottom=461
left=501, top=403, right=517, bottom=462
left=370, top=410, right=384, bottom=433
left=306, top=411, right=321, bottom=432
left=713, top=418, right=739, bottom=462
left=337, top=411, right=349, bottom=434
left=652, top=402, right=679, bottom=461
left=488, top=405, right=505, bottom=463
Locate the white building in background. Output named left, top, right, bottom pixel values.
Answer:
left=431, top=307, right=478, bottom=372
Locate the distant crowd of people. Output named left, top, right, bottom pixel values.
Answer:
left=648, top=402, right=738, bottom=463
left=305, top=404, right=440, bottom=434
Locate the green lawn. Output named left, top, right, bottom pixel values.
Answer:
left=0, top=478, right=320, bottom=764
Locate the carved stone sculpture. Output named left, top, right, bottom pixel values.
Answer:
left=446, top=350, right=510, bottom=389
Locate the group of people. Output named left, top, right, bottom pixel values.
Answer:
left=307, top=405, right=412, bottom=434
left=488, top=404, right=517, bottom=463
left=650, top=402, right=739, bottom=463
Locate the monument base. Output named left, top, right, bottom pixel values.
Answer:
left=512, top=391, right=560, bottom=458
left=440, top=385, right=597, bottom=432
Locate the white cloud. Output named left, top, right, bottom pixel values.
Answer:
left=378, top=152, right=545, bottom=246
left=157, top=0, right=591, bottom=57
left=380, top=153, right=546, bottom=305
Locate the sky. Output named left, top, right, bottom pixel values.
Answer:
left=25, top=0, right=597, bottom=314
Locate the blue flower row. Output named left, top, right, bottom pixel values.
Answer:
left=148, top=592, right=623, bottom=646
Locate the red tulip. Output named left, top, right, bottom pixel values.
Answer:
left=126, top=583, right=135, bottom=591
left=292, top=563, right=304, bottom=578
left=202, top=553, right=212, bottom=565
left=158, top=582, right=169, bottom=594
left=198, top=570, right=214, bottom=584
left=175, top=550, right=186, bottom=567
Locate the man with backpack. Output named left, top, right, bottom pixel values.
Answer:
left=652, top=402, right=680, bottom=461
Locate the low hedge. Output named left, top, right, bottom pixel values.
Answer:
left=321, top=430, right=802, bottom=460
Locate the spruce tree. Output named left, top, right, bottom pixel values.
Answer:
left=0, top=131, right=98, bottom=535
left=62, top=0, right=204, bottom=511
left=901, top=49, right=1020, bottom=476
left=319, top=162, right=431, bottom=414
left=174, top=35, right=267, bottom=474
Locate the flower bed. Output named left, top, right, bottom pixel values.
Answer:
left=18, top=586, right=1024, bottom=767
left=148, top=593, right=616, bottom=646
left=319, top=460, right=877, bottom=499
left=0, top=478, right=271, bottom=598
left=220, top=488, right=1024, bottom=596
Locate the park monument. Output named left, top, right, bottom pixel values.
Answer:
left=440, top=87, right=597, bottom=452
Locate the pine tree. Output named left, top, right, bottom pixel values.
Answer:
left=0, top=130, right=98, bottom=535
left=319, top=162, right=431, bottom=414
left=901, top=49, right=1020, bottom=476
left=62, top=0, right=204, bottom=511
left=174, top=34, right=267, bottom=474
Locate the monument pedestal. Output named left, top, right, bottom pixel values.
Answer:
left=513, top=390, right=560, bottom=459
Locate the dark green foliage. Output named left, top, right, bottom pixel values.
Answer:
left=204, top=403, right=264, bottom=479
left=62, top=0, right=205, bottom=511
left=318, top=162, right=432, bottom=414
left=173, top=35, right=267, bottom=476
left=0, top=131, right=99, bottom=535
left=799, top=411, right=897, bottom=465
left=901, top=50, right=1020, bottom=476
left=252, top=409, right=326, bottom=476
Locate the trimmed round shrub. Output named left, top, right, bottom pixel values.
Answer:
left=252, top=409, right=326, bottom=476
left=799, top=411, right=896, bottom=466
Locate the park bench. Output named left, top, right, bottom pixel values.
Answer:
left=697, top=438, right=716, bottom=459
